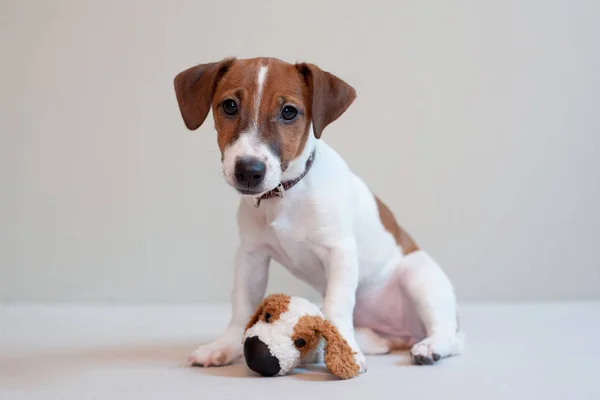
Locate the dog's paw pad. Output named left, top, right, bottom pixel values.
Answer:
left=412, top=354, right=435, bottom=365
left=189, top=356, right=205, bottom=367
left=410, top=341, right=438, bottom=366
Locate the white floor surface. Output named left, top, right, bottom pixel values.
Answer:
left=1, top=302, right=599, bottom=399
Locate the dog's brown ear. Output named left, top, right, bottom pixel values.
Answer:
left=305, top=316, right=359, bottom=379
left=174, top=58, right=235, bottom=130
left=296, top=63, right=356, bottom=138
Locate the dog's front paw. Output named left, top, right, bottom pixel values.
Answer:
left=354, top=350, right=367, bottom=374
left=189, top=340, right=242, bottom=367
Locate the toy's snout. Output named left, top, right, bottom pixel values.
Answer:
left=244, top=336, right=281, bottom=377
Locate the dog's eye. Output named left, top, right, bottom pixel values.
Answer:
left=294, top=338, right=306, bottom=348
left=281, top=105, right=298, bottom=121
left=222, top=99, right=238, bottom=116
left=264, top=312, right=271, bottom=323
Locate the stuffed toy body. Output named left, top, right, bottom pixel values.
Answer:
left=243, top=294, right=360, bottom=379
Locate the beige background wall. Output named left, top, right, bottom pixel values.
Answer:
left=1, top=0, right=599, bottom=302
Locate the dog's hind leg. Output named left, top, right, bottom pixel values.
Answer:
left=354, top=327, right=392, bottom=355
left=396, top=250, right=466, bottom=365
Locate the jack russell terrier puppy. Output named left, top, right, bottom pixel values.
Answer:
left=174, top=57, right=465, bottom=374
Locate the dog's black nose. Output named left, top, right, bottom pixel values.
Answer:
left=244, top=336, right=281, bottom=377
left=234, top=157, right=266, bottom=188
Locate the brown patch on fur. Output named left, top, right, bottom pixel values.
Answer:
left=174, top=58, right=356, bottom=165
left=213, top=58, right=267, bottom=154
left=244, top=293, right=291, bottom=333
left=374, top=195, right=419, bottom=255
left=254, top=59, right=313, bottom=165
left=300, top=315, right=360, bottom=380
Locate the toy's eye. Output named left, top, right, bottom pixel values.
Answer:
left=294, top=338, right=306, bottom=348
left=264, top=312, right=272, bottom=323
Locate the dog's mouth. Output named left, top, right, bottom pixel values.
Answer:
left=231, top=181, right=280, bottom=197
left=235, top=187, right=262, bottom=196
left=233, top=184, right=278, bottom=196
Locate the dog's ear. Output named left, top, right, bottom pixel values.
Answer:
left=174, top=58, right=235, bottom=130
left=305, top=316, right=359, bottom=379
left=296, top=63, right=356, bottom=138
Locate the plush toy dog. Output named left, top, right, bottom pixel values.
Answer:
left=243, top=294, right=361, bottom=379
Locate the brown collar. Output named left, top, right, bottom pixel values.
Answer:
left=253, top=150, right=316, bottom=208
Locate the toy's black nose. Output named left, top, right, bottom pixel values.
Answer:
left=244, top=336, right=281, bottom=377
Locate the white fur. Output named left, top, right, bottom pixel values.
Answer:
left=191, top=128, right=464, bottom=370
left=253, top=66, right=268, bottom=130
left=354, top=327, right=392, bottom=355
left=222, top=134, right=281, bottom=193
left=281, top=132, right=316, bottom=182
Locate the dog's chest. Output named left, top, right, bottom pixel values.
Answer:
left=260, top=202, right=327, bottom=292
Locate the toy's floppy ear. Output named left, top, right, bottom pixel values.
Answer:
left=307, top=316, right=359, bottom=379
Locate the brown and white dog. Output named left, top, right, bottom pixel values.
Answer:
left=174, top=57, right=464, bottom=374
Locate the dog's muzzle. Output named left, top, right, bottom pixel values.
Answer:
left=244, top=336, right=281, bottom=377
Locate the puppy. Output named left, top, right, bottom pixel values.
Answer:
left=174, top=57, right=464, bottom=372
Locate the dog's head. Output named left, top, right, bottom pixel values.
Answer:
left=242, top=294, right=359, bottom=379
left=174, top=58, right=356, bottom=196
